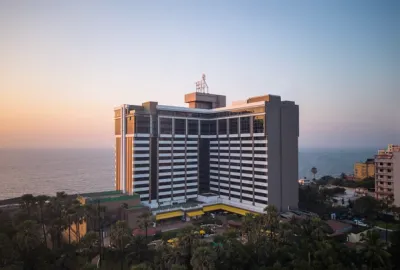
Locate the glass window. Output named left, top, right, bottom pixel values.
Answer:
left=229, top=118, right=238, bottom=134
left=135, top=115, right=150, bottom=134
left=160, top=118, right=172, bottom=134
left=188, top=120, right=198, bottom=135
left=240, top=117, right=250, bottom=134
left=218, top=119, right=227, bottom=135
left=201, top=120, right=210, bottom=135
left=174, top=119, right=186, bottom=135
left=253, top=115, right=265, bottom=133
left=209, top=120, right=216, bottom=135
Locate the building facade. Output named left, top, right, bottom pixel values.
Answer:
left=354, top=158, right=375, bottom=180
left=375, top=144, right=400, bottom=206
left=114, top=91, right=299, bottom=212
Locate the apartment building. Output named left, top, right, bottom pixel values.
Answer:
left=114, top=85, right=299, bottom=213
left=354, top=158, right=375, bottom=180
left=375, top=144, right=400, bottom=206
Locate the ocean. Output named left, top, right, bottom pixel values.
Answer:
left=0, top=148, right=376, bottom=200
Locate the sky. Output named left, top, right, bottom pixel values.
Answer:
left=0, top=0, right=399, bottom=149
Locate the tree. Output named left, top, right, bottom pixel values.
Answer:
left=111, top=220, right=134, bottom=270
left=264, top=205, right=279, bottom=242
left=353, top=196, right=381, bottom=222
left=137, top=212, right=153, bottom=240
left=79, top=231, right=99, bottom=263
left=20, top=194, right=35, bottom=216
left=360, top=230, right=391, bottom=269
left=388, top=230, right=400, bottom=267
left=131, top=263, right=153, bottom=270
left=190, top=246, right=217, bottom=270
left=311, top=167, right=318, bottom=180
left=0, top=233, right=17, bottom=268
left=35, top=195, right=49, bottom=247
left=14, top=220, right=42, bottom=269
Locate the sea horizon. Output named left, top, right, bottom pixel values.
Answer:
left=0, top=147, right=379, bottom=200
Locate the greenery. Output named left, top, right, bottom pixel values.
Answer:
left=1, top=191, right=400, bottom=270
left=318, top=175, right=375, bottom=189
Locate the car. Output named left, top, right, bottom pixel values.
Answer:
left=353, top=219, right=368, bottom=227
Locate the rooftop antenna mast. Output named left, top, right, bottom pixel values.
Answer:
left=195, top=73, right=209, bottom=94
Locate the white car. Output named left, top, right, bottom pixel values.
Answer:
left=353, top=219, right=368, bottom=227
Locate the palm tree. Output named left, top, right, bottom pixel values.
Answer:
left=360, top=230, right=391, bottom=269
left=71, top=202, right=84, bottom=242
left=66, top=208, right=76, bottom=244
left=0, top=233, right=17, bottom=267
left=14, top=220, right=42, bottom=269
left=110, top=220, right=134, bottom=270
left=311, top=167, right=318, bottom=181
left=35, top=195, right=49, bottom=247
left=20, top=194, right=35, bottom=216
left=264, top=205, right=279, bottom=242
left=79, top=231, right=100, bottom=263
left=190, top=246, right=217, bottom=270
left=242, top=213, right=255, bottom=243
left=137, top=212, right=153, bottom=240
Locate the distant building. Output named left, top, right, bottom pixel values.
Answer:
left=298, top=177, right=312, bottom=186
left=354, top=158, right=375, bottom=180
left=326, top=220, right=353, bottom=235
left=63, top=190, right=148, bottom=242
left=375, top=144, right=400, bottom=206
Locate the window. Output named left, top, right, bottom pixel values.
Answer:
left=253, top=115, right=265, bottom=133
left=188, top=120, right=199, bottom=135
left=135, top=115, right=150, bottom=134
left=201, top=120, right=210, bottom=135
left=209, top=120, right=216, bottom=135
left=229, top=118, right=238, bottom=134
left=160, top=118, right=172, bottom=134
left=218, top=119, right=227, bottom=135
left=240, top=117, right=250, bottom=134
left=200, top=120, right=216, bottom=135
left=174, top=119, right=186, bottom=135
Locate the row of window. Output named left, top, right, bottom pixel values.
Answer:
left=218, top=191, right=267, bottom=204
left=159, top=137, right=198, bottom=141
left=211, top=173, right=267, bottom=183
left=158, top=107, right=265, bottom=118
left=212, top=162, right=266, bottom=168
left=159, top=173, right=197, bottom=180
left=158, top=191, right=198, bottom=200
left=159, top=116, right=265, bottom=135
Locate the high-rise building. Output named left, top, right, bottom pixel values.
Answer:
left=114, top=88, right=299, bottom=213
left=375, top=144, right=400, bottom=206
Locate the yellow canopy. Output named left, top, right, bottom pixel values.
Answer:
left=203, top=204, right=224, bottom=212
left=156, top=211, right=183, bottom=221
left=199, top=230, right=205, bottom=235
left=187, top=210, right=204, bottom=217
left=203, top=204, right=257, bottom=216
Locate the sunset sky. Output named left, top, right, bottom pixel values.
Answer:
left=0, top=0, right=399, bottom=149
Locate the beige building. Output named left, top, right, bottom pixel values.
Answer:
left=375, top=144, right=400, bottom=206
left=354, top=158, right=375, bottom=180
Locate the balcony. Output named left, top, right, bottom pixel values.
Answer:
left=375, top=190, right=394, bottom=196
left=376, top=171, right=392, bottom=176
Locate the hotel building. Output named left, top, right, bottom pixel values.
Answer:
left=114, top=87, right=299, bottom=213
left=375, top=144, right=400, bottom=206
